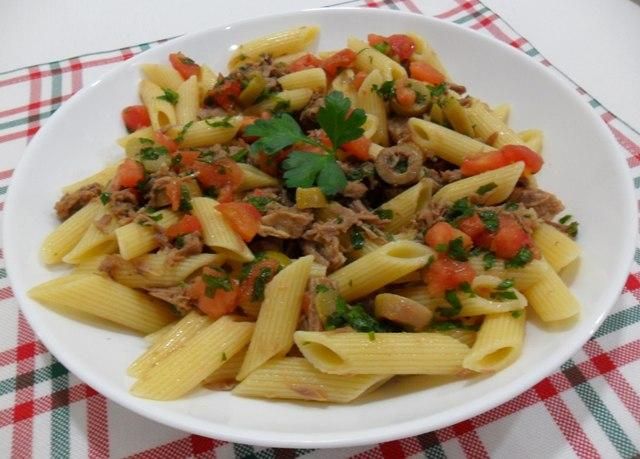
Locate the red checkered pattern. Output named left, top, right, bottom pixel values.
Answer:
left=1, top=0, right=639, bottom=457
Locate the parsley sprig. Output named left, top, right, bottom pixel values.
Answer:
left=244, top=91, right=366, bottom=195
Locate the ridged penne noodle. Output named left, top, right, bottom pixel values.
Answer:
left=168, top=117, right=241, bottom=149
left=175, top=75, right=199, bottom=125
left=228, top=26, right=319, bottom=69
left=204, top=349, right=247, bottom=390
left=191, top=197, right=254, bottom=262
left=347, top=37, right=407, bottom=81
left=356, top=69, right=388, bottom=145
left=432, top=161, right=525, bottom=205
left=237, top=163, right=280, bottom=190
left=406, top=32, right=451, bottom=81
left=244, top=89, right=313, bottom=115
left=309, top=261, right=328, bottom=278
left=519, top=129, right=544, bottom=153
left=533, top=223, right=580, bottom=272
left=144, top=321, right=174, bottom=344
left=62, top=206, right=119, bottom=264
left=350, top=239, right=383, bottom=259
left=127, top=311, right=208, bottom=377
left=117, top=126, right=154, bottom=148
left=463, top=311, right=525, bottom=372
left=331, top=69, right=357, bottom=104
left=115, top=210, right=180, bottom=260
left=41, top=199, right=102, bottom=264
left=492, top=103, right=511, bottom=124
left=72, top=255, right=106, bottom=275
left=468, top=257, right=549, bottom=291
left=278, top=68, right=327, bottom=91
left=392, top=285, right=440, bottom=311
left=295, top=331, right=469, bottom=375
left=377, top=178, right=433, bottom=233
left=139, top=79, right=177, bottom=131
left=29, top=274, right=175, bottom=334
left=234, top=357, right=391, bottom=402
left=131, top=316, right=255, bottom=400
left=457, top=275, right=527, bottom=317
left=408, top=118, right=495, bottom=165
left=435, top=328, right=477, bottom=347
left=525, top=259, right=581, bottom=321
left=466, top=99, right=526, bottom=148
left=237, top=256, right=313, bottom=380
left=272, top=51, right=309, bottom=66
left=61, top=163, right=120, bottom=193
left=107, top=253, right=223, bottom=288
left=361, top=114, right=379, bottom=140
left=329, top=241, right=434, bottom=301
left=198, top=64, right=218, bottom=102
left=140, top=63, right=184, bottom=91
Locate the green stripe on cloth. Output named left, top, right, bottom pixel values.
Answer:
left=593, top=305, right=640, bottom=339
left=453, top=6, right=490, bottom=25
left=0, top=268, right=6, bottom=280
left=0, top=109, right=57, bottom=131
left=0, top=361, right=67, bottom=396
left=50, top=356, right=70, bottom=458
left=0, top=186, right=8, bottom=195
left=50, top=62, right=64, bottom=113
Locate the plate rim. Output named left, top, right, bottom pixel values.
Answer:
left=4, top=7, right=638, bottom=448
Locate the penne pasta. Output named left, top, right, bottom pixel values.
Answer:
left=348, top=37, right=407, bottom=81
left=175, top=75, right=199, bottom=125
left=141, top=64, right=184, bottom=91
left=533, top=223, right=580, bottom=272
left=377, top=178, right=433, bottom=233
left=237, top=163, right=280, bottom=190
left=525, top=259, right=581, bottom=321
left=278, top=68, right=327, bottom=91
left=139, top=79, right=177, bottom=131
left=115, top=210, right=180, bottom=260
left=356, top=70, right=389, bottom=145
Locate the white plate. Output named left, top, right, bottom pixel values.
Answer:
left=4, top=8, right=636, bottom=448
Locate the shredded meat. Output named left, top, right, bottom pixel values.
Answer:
left=440, top=169, right=463, bottom=184
left=168, top=232, right=204, bottom=263
left=110, top=189, right=139, bottom=224
left=387, top=117, right=412, bottom=144
left=146, top=286, right=192, bottom=315
left=299, top=92, right=325, bottom=129
left=375, top=144, right=423, bottom=185
left=508, top=187, right=564, bottom=221
left=94, top=214, right=113, bottom=233
left=98, top=254, right=127, bottom=278
left=54, top=183, right=102, bottom=220
left=302, top=238, right=345, bottom=272
left=342, top=180, right=368, bottom=199
left=258, top=204, right=314, bottom=239
left=198, top=107, right=229, bottom=119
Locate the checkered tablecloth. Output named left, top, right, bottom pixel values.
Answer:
left=1, top=0, right=639, bottom=457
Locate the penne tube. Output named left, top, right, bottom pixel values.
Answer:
left=61, top=163, right=120, bottom=193
left=468, top=257, right=549, bottom=291
left=466, top=99, right=526, bottom=148
left=377, top=178, right=433, bottom=233
left=356, top=70, right=388, bottom=145
left=237, top=163, right=279, bottom=190
left=348, top=37, right=407, bottom=81
left=278, top=68, right=327, bottom=91
left=139, top=79, right=177, bottom=131
left=406, top=32, right=451, bottom=81
left=175, top=75, right=199, bottom=125
left=62, top=206, right=119, bottom=264
left=525, top=259, right=581, bottom=321
left=533, top=223, right=580, bottom=272
left=140, top=63, right=184, bottom=91
left=492, top=103, right=511, bottom=124
left=203, top=349, right=247, bottom=390
left=117, top=127, right=154, bottom=148
left=168, top=117, right=241, bottom=149
left=244, top=89, right=313, bottom=115
left=115, top=210, right=180, bottom=260
left=198, top=64, right=218, bottom=102
left=457, top=275, right=527, bottom=317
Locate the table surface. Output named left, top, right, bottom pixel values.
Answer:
left=1, top=1, right=639, bottom=457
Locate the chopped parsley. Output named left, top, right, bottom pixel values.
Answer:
left=245, top=195, right=273, bottom=212
left=139, top=145, right=168, bottom=161
left=350, top=226, right=365, bottom=250
left=372, top=42, right=390, bottom=55
left=368, top=331, right=376, bottom=341
left=139, top=137, right=154, bottom=144
left=558, top=214, right=572, bottom=224
left=174, top=235, right=185, bottom=249
left=202, top=272, right=233, bottom=297
left=251, top=267, right=273, bottom=302
left=435, top=243, right=448, bottom=253
left=448, top=237, right=469, bottom=261
left=179, top=185, right=192, bottom=211
left=504, top=202, right=519, bottom=211
left=221, top=352, right=228, bottom=361
left=476, top=182, right=497, bottom=195
left=478, top=210, right=499, bottom=233
left=426, top=254, right=436, bottom=267
left=504, top=246, right=533, bottom=268
left=429, top=83, right=448, bottom=98
left=345, top=162, right=374, bottom=181
left=230, top=148, right=249, bottom=162
left=439, top=290, right=463, bottom=317
left=99, top=192, right=111, bottom=205
left=371, top=80, right=396, bottom=101
left=157, top=88, right=179, bottom=105
left=374, top=208, right=394, bottom=220
left=491, top=279, right=518, bottom=301
left=511, top=310, right=523, bottom=318
left=428, top=320, right=479, bottom=332
left=175, top=121, right=194, bottom=143
left=272, top=97, right=291, bottom=113
left=205, top=116, right=233, bottom=128
left=148, top=213, right=163, bottom=222
left=315, top=284, right=330, bottom=294
left=482, top=251, right=496, bottom=270
left=325, top=297, right=386, bottom=332
left=497, top=278, right=514, bottom=290
left=558, top=214, right=579, bottom=238
left=459, top=282, right=475, bottom=297
left=445, top=198, right=475, bottom=223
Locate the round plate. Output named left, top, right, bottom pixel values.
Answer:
left=4, top=8, right=636, bottom=448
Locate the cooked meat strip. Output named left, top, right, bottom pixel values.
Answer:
left=168, top=232, right=204, bottom=263
left=146, top=286, right=192, bottom=315
left=54, top=183, right=102, bottom=220
left=508, top=187, right=564, bottom=221
left=110, top=189, right=139, bottom=224
left=99, top=254, right=128, bottom=278
left=258, top=204, right=314, bottom=239
left=375, top=144, right=423, bottom=186
left=303, top=237, right=345, bottom=272
left=298, top=277, right=336, bottom=332
left=387, top=117, right=412, bottom=144
left=439, top=169, right=463, bottom=184
left=94, top=214, right=113, bottom=233
left=342, top=180, right=368, bottom=199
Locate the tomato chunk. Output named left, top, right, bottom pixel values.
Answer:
left=395, top=81, right=416, bottom=107
left=171, top=150, right=199, bottom=169
left=189, top=267, right=238, bottom=319
left=165, top=214, right=202, bottom=239
left=121, top=105, right=151, bottom=133
left=341, top=136, right=371, bottom=161
left=457, top=214, right=486, bottom=242
left=153, top=131, right=178, bottom=153
left=387, top=34, right=416, bottom=60
left=237, top=259, right=280, bottom=316
left=216, top=202, right=262, bottom=242
left=288, top=53, right=322, bottom=73
left=409, top=61, right=445, bottom=85
left=353, top=71, right=369, bottom=91
left=424, top=222, right=472, bottom=251
left=490, top=215, right=532, bottom=259
left=461, top=145, right=543, bottom=176
left=322, top=49, right=357, bottom=78
left=169, top=52, right=200, bottom=80
left=192, top=157, right=244, bottom=192
left=424, top=257, right=476, bottom=297
left=113, top=159, right=144, bottom=189
left=207, top=79, right=242, bottom=111
left=501, top=145, right=543, bottom=174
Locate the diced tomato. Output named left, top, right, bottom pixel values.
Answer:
left=490, top=215, right=532, bottom=259
left=353, top=71, right=368, bottom=91
left=238, top=116, right=259, bottom=142
left=171, top=150, right=200, bottom=169
left=169, top=52, right=200, bottom=80
left=153, top=131, right=178, bottom=153
left=395, top=81, right=416, bottom=107
left=424, top=257, right=476, bottom=297
left=367, top=34, right=387, bottom=47
left=461, top=145, right=543, bottom=176
left=216, top=202, right=261, bottom=242
left=253, top=150, right=288, bottom=176
left=165, top=214, right=202, bottom=239
left=113, top=159, right=144, bottom=189
left=409, top=61, right=445, bottom=85
left=121, top=105, right=151, bottom=133
left=165, top=178, right=182, bottom=211
left=207, top=79, right=242, bottom=111
left=192, top=157, right=244, bottom=192
left=189, top=267, right=238, bottom=319
left=387, top=34, right=416, bottom=60
left=322, top=49, right=357, bottom=78
left=457, top=214, right=485, bottom=242
left=424, top=221, right=472, bottom=251
left=288, top=53, right=322, bottom=73
left=341, top=136, right=371, bottom=161
left=237, top=258, right=280, bottom=314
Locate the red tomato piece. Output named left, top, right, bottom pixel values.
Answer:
left=490, top=215, right=532, bottom=259
left=501, top=145, right=544, bottom=174
left=322, top=49, right=357, bottom=78
left=424, top=221, right=472, bottom=251
left=169, top=52, right=201, bottom=80
left=367, top=34, right=387, bottom=47
left=153, top=131, right=178, bottom=153
left=461, top=145, right=543, bottom=176
left=189, top=267, right=238, bottom=319
left=165, top=214, right=202, bottom=239
left=353, top=71, right=369, bottom=91
left=457, top=214, right=486, bottom=242
left=113, top=159, right=144, bottom=189
left=192, top=157, right=244, bottom=190
left=424, top=257, right=476, bottom=297
left=341, top=136, right=372, bottom=161
left=121, top=105, right=151, bottom=133
left=216, top=202, right=262, bottom=242
left=409, top=61, right=446, bottom=85
left=207, top=79, right=242, bottom=111
left=237, top=259, right=280, bottom=314
left=164, top=178, right=182, bottom=211
left=387, top=34, right=416, bottom=60
left=172, top=150, right=200, bottom=169
left=395, top=81, right=416, bottom=107
left=288, top=53, right=322, bottom=73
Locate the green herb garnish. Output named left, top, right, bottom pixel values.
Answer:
left=504, top=247, right=533, bottom=268
left=175, top=121, right=194, bottom=143
left=205, top=116, right=233, bottom=128
left=482, top=251, right=496, bottom=270
left=372, top=42, right=390, bottom=55
left=157, top=88, right=179, bottom=105
left=230, top=148, right=249, bottom=162
left=246, top=195, right=273, bottom=212
left=325, top=297, right=386, bottom=332
left=202, top=272, right=233, bottom=297
left=315, top=284, right=330, bottom=294
left=478, top=210, right=499, bottom=233
left=439, top=290, right=463, bottom=317
left=139, top=146, right=168, bottom=161
left=371, top=80, right=396, bottom=101
left=179, top=185, right=192, bottom=211
left=99, top=192, right=111, bottom=205
left=350, top=226, right=365, bottom=250
left=374, top=208, right=394, bottom=220
left=476, top=182, right=497, bottom=195
left=445, top=198, right=475, bottom=223
left=251, top=267, right=273, bottom=302
left=448, top=237, right=469, bottom=261
left=511, top=310, right=523, bottom=318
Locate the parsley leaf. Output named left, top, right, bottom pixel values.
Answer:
left=511, top=310, right=523, bottom=318
left=374, top=208, right=394, bottom=220
left=175, top=121, right=194, bottom=143
left=504, top=246, right=533, bottom=268
left=372, top=42, right=390, bottom=55
left=371, top=81, right=396, bottom=101
left=325, top=297, right=386, bottom=333
left=99, top=192, right=111, bottom=205
left=558, top=214, right=572, bottom=224
left=204, top=116, right=233, bottom=128
left=139, top=146, right=168, bottom=161
left=230, top=148, right=249, bottom=162
left=350, top=226, right=365, bottom=250
left=476, top=182, right=497, bottom=195
left=482, top=251, right=496, bottom=270
left=282, top=151, right=347, bottom=196
left=429, top=83, right=447, bottom=98
left=202, top=272, right=232, bottom=297
left=317, top=91, right=366, bottom=148
left=497, top=278, right=514, bottom=290
left=246, top=196, right=273, bottom=212
left=157, top=88, right=179, bottom=105
left=478, top=210, right=499, bottom=233
left=491, top=290, right=518, bottom=301
left=251, top=267, right=274, bottom=302
left=445, top=198, right=475, bottom=223
left=439, top=290, right=463, bottom=317
left=504, top=202, right=520, bottom=211
left=428, top=320, right=480, bottom=332
left=448, top=237, right=469, bottom=261
left=315, top=284, right=330, bottom=294
left=179, top=185, right=192, bottom=211
left=245, top=113, right=318, bottom=155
